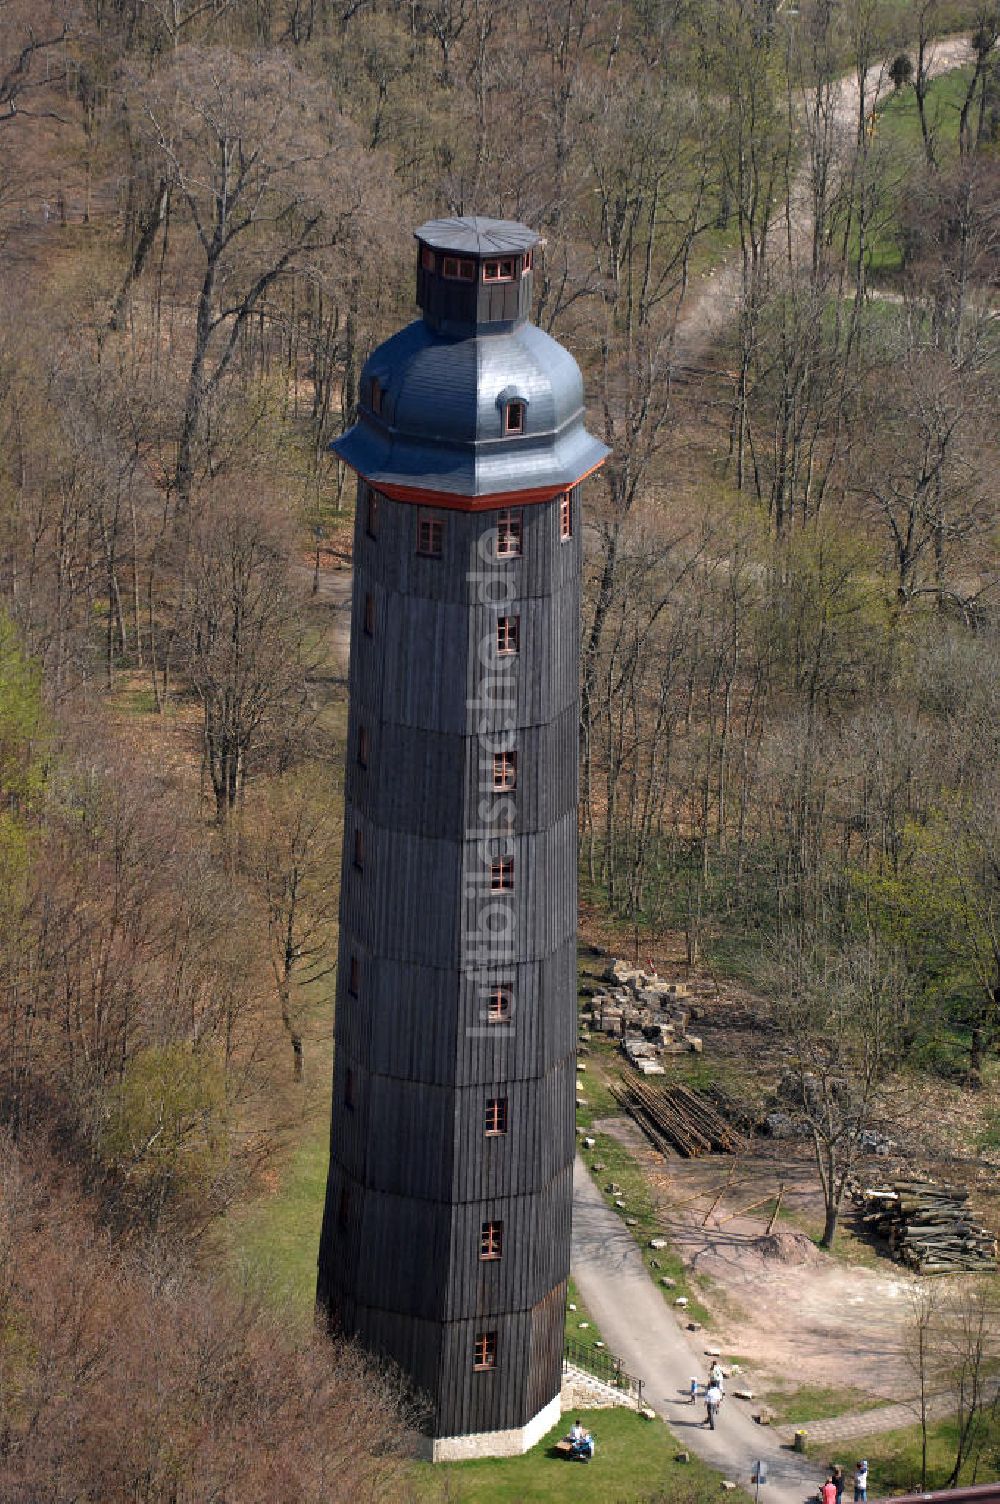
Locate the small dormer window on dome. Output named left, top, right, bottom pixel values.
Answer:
left=505, top=400, right=525, bottom=435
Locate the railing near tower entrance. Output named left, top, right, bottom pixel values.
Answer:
left=563, top=1338, right=645, bottom=1409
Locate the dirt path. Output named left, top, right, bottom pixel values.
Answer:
left=602, top=1116, right=919, bottom=1399
left=670, top=35, right=974, bottom=369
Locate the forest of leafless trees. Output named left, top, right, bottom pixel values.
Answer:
left=0, top=0, right=996, bottom=1490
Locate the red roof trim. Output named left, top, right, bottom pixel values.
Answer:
left=338, top=457, right=607, bottom=512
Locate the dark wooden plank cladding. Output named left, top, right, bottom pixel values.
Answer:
left=318, top=472, right=583, bottom=1441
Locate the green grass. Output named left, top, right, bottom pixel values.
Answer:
left=565, top=1275, right=605, bottom=1348
left=411, top=1407, right=753, bottom=1502
left=757, top=1384, right=888, bottom=1427
left=877, top=67, right=974, bottom=157
left=224, top=1114, right=330, bottom=1327
left=854, top=66, right=977, bottom=277
left=822, top=1415, right=1000, bottom=1496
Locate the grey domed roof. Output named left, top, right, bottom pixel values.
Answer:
left=333, top=318, right=608, bottom=499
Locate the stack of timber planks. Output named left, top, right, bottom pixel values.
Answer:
left=855, top=1180, right=997, bottom=1274
left=611, top=1077, right=745, bottom=1158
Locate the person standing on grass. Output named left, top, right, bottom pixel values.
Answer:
left=832, top=1463, right=845, bottom=1503
left=704, top=1380, right=722, bottom=1430
left=854, top=1460, right=868, bottom=1502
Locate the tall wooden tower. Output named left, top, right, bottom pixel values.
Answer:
left=317, top=217, right=608, bottom=1460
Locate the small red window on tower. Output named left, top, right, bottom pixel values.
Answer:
left=487, top=987, right=512, bottom=1023
left=348, top=956, right=359, bottom=996
left=366, top=490, right=379, bottom=539
left=353, top=828, right=364, bottom=871
left=560, top=491, right=572, bottom=541
left=490, top=858, right=514, bottom=891
left=443, top=256, right=475, bottom=281
left=505, top=401, right=525, bottom=435
left=493, top=750, right=517, bottom=791
left=484, top=1098, right=508, bottom=1136
left=416, top=511, right=444, bottom=558
left=496, top=509, right=522, bottom=558
left=358, top=725, right=369, bottom=768
left=523, top=249, right=533, bottom=272
left=421, top=245, right=435, bottom=271
left=483, top=258, right=516, bottom=282
left=480, top=1221, right=504, bottom=1260
left=496, top=616, right=519, bottom=655
left=364, top=593, right=375, bottom=637
left=473, top=1331, right=498, bottom=1369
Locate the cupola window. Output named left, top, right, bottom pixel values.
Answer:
left=504, top=401, right=525, bottom=435
left=421, top=245, right=435, bottom=271
left=523, top=249, right=533, bottom=272
left=483, top=257, right=516, bottom=282
left=442, top=255, right=475, bottom=281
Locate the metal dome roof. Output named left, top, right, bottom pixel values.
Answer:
left=333, top=318, right=608, bottom=500
left=414, top=216, right=540, bottom=256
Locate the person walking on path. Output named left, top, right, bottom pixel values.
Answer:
left=704, top=1380, right=723, bottom=1430
left=853, top=1460, right=868, bottom=1502
left=689, top=1376, right=699, bottom=1404
left=709, top=1361, right=725, bottom=1393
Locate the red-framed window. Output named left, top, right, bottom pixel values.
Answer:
left=473, top=1331, right=498, bottom=1369
left=483, top=257, right=516, bottom=282
left=348, top=955, right=359, bottom=996
left=442, top=255, right=475, bottom=281
left=523, top=249, right=533, bottom=272
left=560, top=490, right=572, bottom=540
left=496, top=615, right=519, bottom=655
left=366, top=489, right=379, bottom=539
left=421, top=245, right=435, bottom=271
left=370, top=377, right=384, bottom=417
left=416, top=511, right=444, bottom=558
left=490, top=858, right=514, bottom=891
left=353, top=828, right=364, bottom=871
left=484, top=1098, right=508, bottom=1136
left=487, top=987, right=512, bottom=1023
left=358, top=725, right=369, bottom=768
left=493, top=750, right=517, bottom=791
left=480, top=1220, right=504, bottom=1260
left=345, top=1067, right=355, bottom=1109
left=496, top=509, right=522, bottom=558
left=364, top=593, right=375, bottom=637
left=505, top=400, right=525, bottom=434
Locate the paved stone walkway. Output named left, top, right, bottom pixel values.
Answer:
left=775, top=1390, right=957, bottom=1449
left=571, top=1156, right=825, bottom=1503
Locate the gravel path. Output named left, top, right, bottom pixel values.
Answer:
left=571, top=1156, right=825, bottom=1504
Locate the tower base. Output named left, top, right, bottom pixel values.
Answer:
left=425, top=1392, right=562, bottom=1462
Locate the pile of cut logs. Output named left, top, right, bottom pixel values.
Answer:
left=611, top=1077, right=745, bottom=1159
left=854, top=1180, right=997, bottom=1274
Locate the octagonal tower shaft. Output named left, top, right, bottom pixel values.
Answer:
left=317, top=219, right=607, bottom=1459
